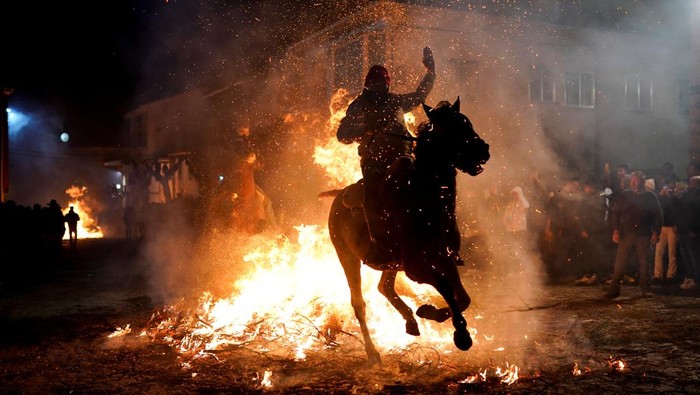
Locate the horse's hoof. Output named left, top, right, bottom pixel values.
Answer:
left=367, top=352, right=382, bottom=366
left=416, top=305, right=437, bottom=319
left=454, top=330, right=473, bottom=351
left=406, top=320, right=420, bottom=336
left=416, top=304, right=451, bottom=323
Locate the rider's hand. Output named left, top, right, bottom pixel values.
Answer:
left=423, top=47, right=435, bottom=73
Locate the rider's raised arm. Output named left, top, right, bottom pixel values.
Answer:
left=337, top=99, right=366, bottom=144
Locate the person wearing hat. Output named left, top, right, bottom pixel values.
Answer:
left=337, top=47, right=436, bottom=265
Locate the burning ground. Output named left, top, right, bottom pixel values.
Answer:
left=1, top=238, right=700, bottom=394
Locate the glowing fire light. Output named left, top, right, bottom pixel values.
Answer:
left=404, top=112, right=416, bottom=133
left=144, top=224, right=458, bottom=360
left=607, top=356, right=627, bottom=371
left=108, top=324, right=132, bottom=338
left=260, top=370, right=273, bottom=388
left=460, top=369, right=488, bottom=384
left=127, top=88, right=521, bottom=386
left=62, top=185, right=104, bottom=239
left=313, top=88, right=362, bottom=187
left=573, top=361, right=581, bottom=375
left=496, top=363, right=519, bottom=385
left=459, top=362, right=520, bottom=385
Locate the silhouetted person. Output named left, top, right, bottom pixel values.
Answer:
left=604, top=172, right=662, bottom=299
left=152, top=159, right=183, bottom=203
left=337, top=46, right=436, bottom=265
left=64, top=206, right=80, bottom=248
left=45, top=199, right=66, bottom=259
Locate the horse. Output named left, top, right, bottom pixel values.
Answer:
left=324, top=97, right=490, bottom=365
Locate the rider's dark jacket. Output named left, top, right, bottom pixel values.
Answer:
left=337, top=71, right=435, bottom=171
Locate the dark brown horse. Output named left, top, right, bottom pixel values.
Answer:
left=324, top=98, right=490, bottom=364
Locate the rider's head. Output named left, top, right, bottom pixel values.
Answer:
left=364, top=65, right=390, bottom=93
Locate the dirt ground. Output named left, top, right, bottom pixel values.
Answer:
left=2, top=238, right=700, bottom=394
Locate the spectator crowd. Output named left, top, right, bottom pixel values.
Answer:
left=470, top=160, right=700, bottom=298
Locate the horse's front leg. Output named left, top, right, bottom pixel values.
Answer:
left=433, top=275, right=472, bottom=351
left=340, top=252, right=382, bottom=365
left=378, top=271, right=420, bottom=336
left=416, top=262, right=471, bottom=322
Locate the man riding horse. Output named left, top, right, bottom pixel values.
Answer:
left=336, top=47, right=461, bottom=267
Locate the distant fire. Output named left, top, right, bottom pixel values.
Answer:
left=62, top=185, right=103, bottom=239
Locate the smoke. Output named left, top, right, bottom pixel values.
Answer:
left=125, top=0, right=693, bottom=379
left=6, top=102, right=118, bottom=210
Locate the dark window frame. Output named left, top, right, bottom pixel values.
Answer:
left=565, top=71, right=595, bottom=109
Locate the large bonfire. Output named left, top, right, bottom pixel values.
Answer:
left=110, top=89, right=544, bottom=387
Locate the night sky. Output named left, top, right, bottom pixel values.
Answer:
left=0, top=0, right=377, bottom=146
left=1, top=0, right=689, bottom=146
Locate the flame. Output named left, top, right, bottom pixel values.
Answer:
left=108, top=324, right=132, bottom=338
left=62, top=185, right=104, bottom=239
left=144, top=225, right=460, bottom=360
left=496, top=363, right=519, bottom=385
left=460, top=369, right=488, bottom=384
left=260, top=369, right=273, bottom=388
left=459, top=363, right=520, bottom=385
left=126, top=89, right=523, bottom=385
left=403, top=112, right=416, bottom=133
left=573, top=361, right=581, bottom=375
left=140, top=90, right=468, bottom=357
left=312, top=88, right=361, bottom=187
left=607, top=356, right=627, bottom=371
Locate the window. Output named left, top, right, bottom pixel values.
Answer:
left=678, top=79, right=689, bottom=116
left=565, top=72, right=595, bottom=108
left=529, top=64, right=554, bottom=103
left=625, top=74, right=652, bottom=111
left=333, top=39, right=363, bottom=91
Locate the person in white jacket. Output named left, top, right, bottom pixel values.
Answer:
left=503, top=186, right=530, bottom=235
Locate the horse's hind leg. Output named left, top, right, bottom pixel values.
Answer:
left=378, top=271, right=420, bottom=336
left=340, top=252, right=382, bottom=365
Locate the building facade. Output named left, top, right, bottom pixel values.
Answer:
left=121, top=1, right=693, bottom=209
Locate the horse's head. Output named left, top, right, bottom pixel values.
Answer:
left=417, top=98, right=490, bottom=176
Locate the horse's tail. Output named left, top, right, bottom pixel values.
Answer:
left=318, top=189, right=343, bottom=199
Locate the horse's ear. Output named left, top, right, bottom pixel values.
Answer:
left=452, top=97, right=460, bottom=113
left=422, top=102, right=433, bottom=116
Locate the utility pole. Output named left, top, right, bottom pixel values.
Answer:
left=1, top=87, right=12, bottom=202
